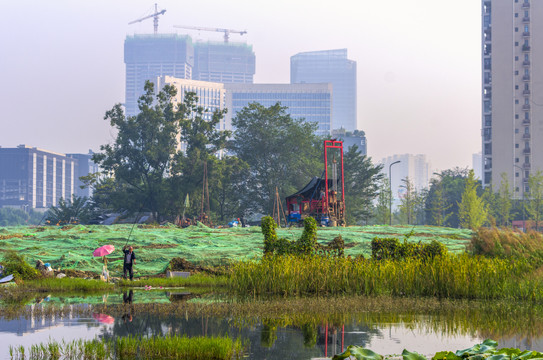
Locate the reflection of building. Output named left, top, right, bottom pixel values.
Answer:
left=331, top=129, right=367, bottom=155
left=291, top=49, right=357, bottom=131
left=225, top=83, right=333, bottom=136
left=481, top=0, right=543, bottom=196
left=193, top=42, right=255, bottom=83
left=381, top=154, right=430, bottom=209
left=124, top=34, right=194, bottom=116
left=0, top=146, right=77, bottom=209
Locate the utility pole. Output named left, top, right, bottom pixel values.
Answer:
left=389, top=161, right=401, bottom=226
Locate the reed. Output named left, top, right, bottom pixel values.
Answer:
left=9, top=335, right=243, bottom=360
left=470, top=227, right=543, bottom=260
left=229, top=254, right=542, bottom=301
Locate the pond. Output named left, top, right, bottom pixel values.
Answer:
left=2, top=290, right=543, bottom=360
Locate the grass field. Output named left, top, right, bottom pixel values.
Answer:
left=0, top=224, right=471, bottom=276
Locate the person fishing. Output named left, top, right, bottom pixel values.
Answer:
left=122, top=245, right=136, bottom=281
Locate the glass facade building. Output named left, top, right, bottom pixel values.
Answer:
left=225, top=83, right=333, bottom=136
left=124, top=34, right=194, bottom=116
left=290, top=49, right=357, bottom=131
left=193, top=42, right=255, bottom=84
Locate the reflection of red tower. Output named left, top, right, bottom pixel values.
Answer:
left=323, top=323, right=345, bottom=358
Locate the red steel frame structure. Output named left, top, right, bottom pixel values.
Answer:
left=323, top=140, right=345, bottom=218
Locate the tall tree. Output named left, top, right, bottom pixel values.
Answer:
left=343, top=145, right=383, bottom=225
left=458, top=170, right=488, bottom=229
left=374, top=178, right=391, bottom=225
left=425, top=167, right=470, bottom=228
left=230, top=102, right=321, bottom=215
left=495, top=173, right=512, bottom=226
left=398, top=177, right=417, bottom=224
left=426, top=176, right=451, bottom=226
left=526, top=171, right=543, bottom=230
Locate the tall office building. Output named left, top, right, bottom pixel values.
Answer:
left=224, top=83, right=333, bottom=136
left=193, top=41, right=255, bottom=83
left=331, top=129, right=367, bottom=156
left=482, top=0, right=543, bottom=197
left=0, top=146, right=77, bottom=209
left=66, top=151, right=100, bottom=198
left=290, top=49, right=357, bottom=131
left=124, top=34, right=194, bottom=116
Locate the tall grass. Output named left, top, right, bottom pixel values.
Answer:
left=20, top=278, right=115, bottom=292
left=9, top=335, right=244, bottom=360
left=470, top=227, right=543, bottom=259
left=229, top=254, right=542, bottom=301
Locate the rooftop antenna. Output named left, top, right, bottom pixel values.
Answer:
left=128, top=3, right=166, bottom=35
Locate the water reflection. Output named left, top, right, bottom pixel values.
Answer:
left=3, top=293, right=543, bottom=359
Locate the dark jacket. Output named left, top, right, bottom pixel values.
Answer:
left=123, top=250, right=136, bottom=265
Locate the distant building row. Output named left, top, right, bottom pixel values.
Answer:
left=125, top=34, right=358, bottom=132
left=0, top=146, right=98, bottom=210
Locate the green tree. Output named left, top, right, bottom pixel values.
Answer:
left=374, top=178, right=391, bottom=225
left=46, top=195, right=95, bottom=225
left=212, top=156, right=250, bottom=221
left=458, top=170, right=488, bottom=229
left=526, top=171, right=543, bottom=230
left=230, top=102, right=321, bottom=215
left=398, top=177, right=417, bottom=224
left=488, top=173, right=512, bottom=226
left=343, top=145, right=384, bottom=225
left=93, top=81, right=183, bottom=220
left=425, top=167, right=470, bottom=227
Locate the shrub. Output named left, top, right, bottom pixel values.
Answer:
left=2, top=251, right=40, bottom=281
left=470, top=227, right=543, bottom=260
left=371, top=238, right=447, bottom=261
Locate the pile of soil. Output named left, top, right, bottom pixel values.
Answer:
left=167, top=257, right=221, bottom=275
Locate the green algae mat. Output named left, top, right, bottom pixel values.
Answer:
left=0, top=224, right=471, bottom=276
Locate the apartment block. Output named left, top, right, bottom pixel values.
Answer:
left=482, top=0, right=543, bottom=196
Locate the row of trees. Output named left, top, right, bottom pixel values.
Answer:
left=79, top=82, right=383, bottom=225
left=50, top=81, right=542, bottom=229
left=380, top=168, right=543, bottom=229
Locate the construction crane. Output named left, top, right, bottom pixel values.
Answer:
left=173, top=25, right=247, bottom=43
left=128, top=3, right=166, bottom=35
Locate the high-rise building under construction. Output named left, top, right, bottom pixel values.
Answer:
left=193, top=42, right=255, bottom=83
left=124, top=34, right=194, bottom=116
left=124, top=34, right=255, bottom=116
left=481, top=0, right=543, bottom=197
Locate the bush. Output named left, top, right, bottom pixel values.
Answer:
left=371, top=238, right=447, bottom=261
left=470, top=227, right=543, bottom=261
left=2, top=251, right=40, bottom=281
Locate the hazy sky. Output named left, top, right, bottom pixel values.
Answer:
left=0, top=0, right=481, bottom=171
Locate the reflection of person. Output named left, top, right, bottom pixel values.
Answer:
left=122, top=245, right=136, bottom=281
left=122, top=290, right=134, bottom=323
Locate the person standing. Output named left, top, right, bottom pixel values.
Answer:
left=122, top=245, right=136, bottom=281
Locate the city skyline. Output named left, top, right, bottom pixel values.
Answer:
left=0, top=0, right=481, bottom=172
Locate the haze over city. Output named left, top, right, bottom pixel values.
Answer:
left=0, top=0, right=481, bottom=171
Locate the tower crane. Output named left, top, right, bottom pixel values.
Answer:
left=173, top=25, right=247, bottom=43
left=129, top=3, right=166, bottom=35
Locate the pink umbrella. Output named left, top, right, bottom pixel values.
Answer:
left=93, top=245, right=115, bottom=257
left=93, top=313, right=115, bottom=324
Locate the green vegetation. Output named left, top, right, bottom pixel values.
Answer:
left=470, top=227, right=543, bottom=260
left=20, top=278, right=114, bottom=292
left=333, top=339, right=543, bottom=360
left=0, top=208, right=44, bottom=227
left=118, top=275, right=227, bottom=288
left=371, top=237, right=447, bottom=260
left=45, top=195, right=96, bottom=225
left=229, top=253, right=540, bottom=299
left=9, top=335, right=244, bottom=360
left=2, top=251, right=40, bottom=281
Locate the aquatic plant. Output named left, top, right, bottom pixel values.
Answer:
left=20, top=278, right=114, bottom=292
left=229, top=253, right=541, bottom=300
left=118, top=274, right=227, bottom=288
left=9, top=335, right=244, bottom=360
left=333, top=339, right=543, bottom=360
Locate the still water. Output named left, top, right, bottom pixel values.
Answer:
left=1, top=290, right=543, bottom=360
